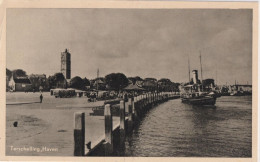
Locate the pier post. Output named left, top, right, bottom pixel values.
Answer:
left=104, top=104, right=113, bottom=155
left=124, top=95, right=128, bottom=114
left=128, top=98, right=133, bottom=132
left=119, top=100, right=125, bottom=145
left=151, top=93, right=153, bottom=106
left=127, top=98, right=132, bottom=113
left=119, top=101, right=125, bottom=133
left=132, top=97, right=136, bottom=118
left=148, top=93, right=150, bottom=104
left=145, top=94, right=148, bottom=106
left=152, top=93, right=154, bottom=104
left=74, top=112, right=85, bottom=156
left=141, top=95, right=144, bottom=108
left=149, top=93, right=151, bottom=104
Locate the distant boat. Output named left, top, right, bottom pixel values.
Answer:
left=229, top=84, right=252, bottom=96
left=230, top=90, right=244, bottom=96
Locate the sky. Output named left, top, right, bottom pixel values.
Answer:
left=7, top=9, right=252, bottom=85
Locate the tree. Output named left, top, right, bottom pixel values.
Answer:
left=158, top=78, right=172, bottom=84
left=82, top=77, right=90, bottom=86
left=128, top=76, right=143, bottom=85
left=54, top=73, right=65, bottom=81
left=12, top=69, right=27, bottom=78
left=47, top=73, right=66, bottom=89
left=135, top=76, right=143, bottom=81
left=69, top=76, right=85, bottom=90
left=144, top=78, right=157, bottom=82
left=105, top=73, right=128, bottom=91
left=202, top=79, right=215, bottom=87
left=142, top=79, right=157, bottom=92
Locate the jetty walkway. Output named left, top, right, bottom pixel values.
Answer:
left=73, top=92, right=180, bottom=156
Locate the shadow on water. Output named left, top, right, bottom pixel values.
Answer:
left=114, top=105, right=155, bottom=156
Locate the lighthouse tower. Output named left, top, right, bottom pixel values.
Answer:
left=61, top=49, right=71, bottom=79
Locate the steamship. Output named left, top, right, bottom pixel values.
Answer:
left=180, top=70, right=217, bottom=105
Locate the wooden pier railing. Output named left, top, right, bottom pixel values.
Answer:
left=73, top=92, right=180, bottom=156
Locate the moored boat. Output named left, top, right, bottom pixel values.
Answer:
left=181, top=94, right=216, bottom=105
left=180, top=70, right=217, bottom=106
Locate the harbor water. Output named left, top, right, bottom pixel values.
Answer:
left=123, top=96, right=252, bottom=157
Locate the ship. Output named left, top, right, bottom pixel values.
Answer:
left=180, top=70, right=217, bottom=105
left=179, top=54, right=219, bottom=106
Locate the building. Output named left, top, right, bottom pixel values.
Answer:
left=8, top=75, right=32, bottom=92
left=61, top=49, right=71, bottom=79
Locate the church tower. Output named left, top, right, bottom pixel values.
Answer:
left=61, top=49, right=71, bottom=79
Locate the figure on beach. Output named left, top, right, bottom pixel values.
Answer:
left=40, top=94, right=43, bottom=103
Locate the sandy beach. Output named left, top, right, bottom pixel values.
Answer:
left=6, top=92, right=119, bottom=156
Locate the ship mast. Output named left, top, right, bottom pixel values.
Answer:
left=200, top=52, right=203, bottom=91
left=96, top=68, right=99, bottom=91
left=199, top=52, right=203, bottom=82
left=188, top=56, right=191, bottom=83
left=216, top=70, right=218, bottom=85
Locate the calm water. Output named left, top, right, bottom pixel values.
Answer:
left=124, top=96, right=252, bottom=157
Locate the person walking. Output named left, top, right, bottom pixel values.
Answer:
left=93, top=93, right=96, bottom=102
left=40, top=94, right=43, bottom=103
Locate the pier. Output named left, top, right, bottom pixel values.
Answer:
left=73, top=92, right=180, bottom=156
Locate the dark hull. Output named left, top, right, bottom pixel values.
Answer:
left=181, top=96, right=216, bottom=105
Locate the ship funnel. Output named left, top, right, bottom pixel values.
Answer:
left=192, top=70, right=199, bottom=84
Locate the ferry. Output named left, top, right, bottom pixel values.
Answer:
left=180, top=70, right=217, bottom=106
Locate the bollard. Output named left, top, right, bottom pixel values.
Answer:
left=128, top=98, right=133, bottom=131
left=119, top=100, right=125, bottom=139
left=104, top=104, right=113, bottom=155
left=74, top=112, right=85, bottom=156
